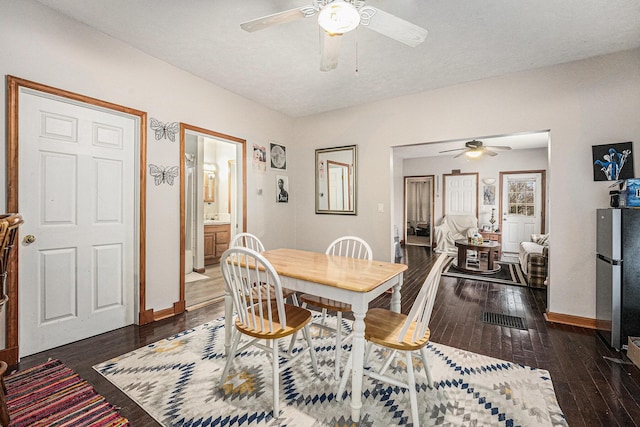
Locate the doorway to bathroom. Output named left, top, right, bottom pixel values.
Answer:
left=181, top=124, right=246, bottom=310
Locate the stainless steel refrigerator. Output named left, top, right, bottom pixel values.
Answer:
left=596, top=208, right=640, bottom=350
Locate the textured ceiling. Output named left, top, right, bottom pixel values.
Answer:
left=36, top=0, right=640, bottom=118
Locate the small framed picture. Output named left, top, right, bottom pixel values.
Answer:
left=482, top=225, right=492, bottom=232
left=276, top=175, right=289, bottom=203
left=270, top=142, right=287, bottom=171
left=252, top=144, right=266, bottom=173
left=483, top=184, right=496, bottom=205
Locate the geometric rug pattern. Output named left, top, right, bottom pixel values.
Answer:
left=94, top=316, right=567, bottom=427
left=442, top=257, right=528, bottom=287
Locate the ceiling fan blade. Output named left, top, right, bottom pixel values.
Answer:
left=485, top=146, right=512, bottom=151
left=439, top=147, right=467, bottom=153
left=240, top=7, right=313, bottom=32
left=484, top=150, right=498, bottom=157
left=453, top=151, right=467, bottom=159
left=320, top=30, right=342, bottom=72
left=360, top=6, right=428, bottom=47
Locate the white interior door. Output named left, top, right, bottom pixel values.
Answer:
left=328, top=163, right=348, bottom=210
left=18, top=89, right=136, bottom=357
left=444, top=174, right=477, bottom=216
left=501, top=172, right=543, bottom=252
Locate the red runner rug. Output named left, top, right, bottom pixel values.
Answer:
left=5, top=359, right=129, bottom=427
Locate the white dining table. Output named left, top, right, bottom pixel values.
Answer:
left=223, top=248, right=408, bottom=423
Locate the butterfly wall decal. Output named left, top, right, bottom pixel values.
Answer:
left=150, top=118, right=179, bottom=142
left=149, top=164, right=179, bottom=186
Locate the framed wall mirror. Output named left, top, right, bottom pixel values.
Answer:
left=204, top=170, right=215, bottom=202
left=315, top=145, right=357, bottom=215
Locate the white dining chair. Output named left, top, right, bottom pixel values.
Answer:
left=229, top=232, right=299, bottom=306
left=219, top=247, right=318, bottom=418
left=229, top=232, right=265, bottom=252
left=336, top=252, right=448, bottom=427
left=297, top=236, right=373, bottom=379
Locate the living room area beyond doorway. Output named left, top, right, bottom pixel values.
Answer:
left=396, top=131, right=549, bottom=288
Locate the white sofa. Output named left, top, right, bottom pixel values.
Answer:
left=518, top=234, right=548, bottom=274
left=434, top=215, right=478, bottom=254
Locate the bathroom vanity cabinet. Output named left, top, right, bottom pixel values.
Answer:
left=204, top=223, right=230, bottom=265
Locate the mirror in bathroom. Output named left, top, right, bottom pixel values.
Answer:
left=204, top=171, right=215, bottom=202
left=315, top=145, right=357, bottom=215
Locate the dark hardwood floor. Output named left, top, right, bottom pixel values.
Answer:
left=17, top=245, right=640, bottom=426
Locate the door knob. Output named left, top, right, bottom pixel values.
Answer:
left=23, top=234, right=36, bottom=244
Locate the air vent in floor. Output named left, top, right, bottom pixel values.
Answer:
left=482, top=312, right=527, bottom=330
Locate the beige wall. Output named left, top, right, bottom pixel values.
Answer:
left=292, top=49, right=640, bottom=319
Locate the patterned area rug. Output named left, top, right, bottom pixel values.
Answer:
left=94, top=317, right=566, bottom=426
left=6, top=359, right=129, bottom=426
left=442, top=257, right=528, bottom=287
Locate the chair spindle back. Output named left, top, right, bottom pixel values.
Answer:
left=398, top=253, right=448, bottom=343
left=230, top=232, right=265, bottom=252
left=221, top=247, right=286, bottom=334
left=326, top=236, right=373, bottom=260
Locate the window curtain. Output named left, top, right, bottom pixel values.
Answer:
left=407, top=181, right=429, bottom=223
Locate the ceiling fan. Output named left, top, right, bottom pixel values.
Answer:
left=240, top=0, right=428, bottom=72
left=439, top=140, right=513, bottom=159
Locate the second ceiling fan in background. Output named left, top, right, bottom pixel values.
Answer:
left=439, top=140, right=513, bottom=159
left=240, top=0, right=428, bottom=71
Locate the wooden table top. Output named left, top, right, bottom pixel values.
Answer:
left=454, top=239, right=500, bottom=250
left=262, top=248, right=408, bottom=293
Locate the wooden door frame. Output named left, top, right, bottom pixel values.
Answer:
left=442, top=171, right=479, bottom=217
left=498, top=170, right=547, bottom=234
left=403, top=175, right=435, bottom=246
left=5, top=76, right=148, bottom=366
left=179, top=124, right=247, bottom=309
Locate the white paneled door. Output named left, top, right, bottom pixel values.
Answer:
left=328, top=162, right=348, bottom=210
left=18, top=89, right=136, bottom=357
left=444, top=173, right=477, bottom=216
left=501, top=173, right=543, bottom=253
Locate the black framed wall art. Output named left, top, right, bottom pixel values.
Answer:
left=592, top=141, right=634, bottom=181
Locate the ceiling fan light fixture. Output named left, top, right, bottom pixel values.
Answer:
left=465, top=149, right=483, bottom=159
left=318, top=0, right=361, bottom=35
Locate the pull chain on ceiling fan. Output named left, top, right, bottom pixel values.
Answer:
left=240, top=0, right=428, bottom=72
left=439, top=140, right=513, bottom=159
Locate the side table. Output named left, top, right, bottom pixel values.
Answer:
left=479, top=231, right=502, bottom=258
